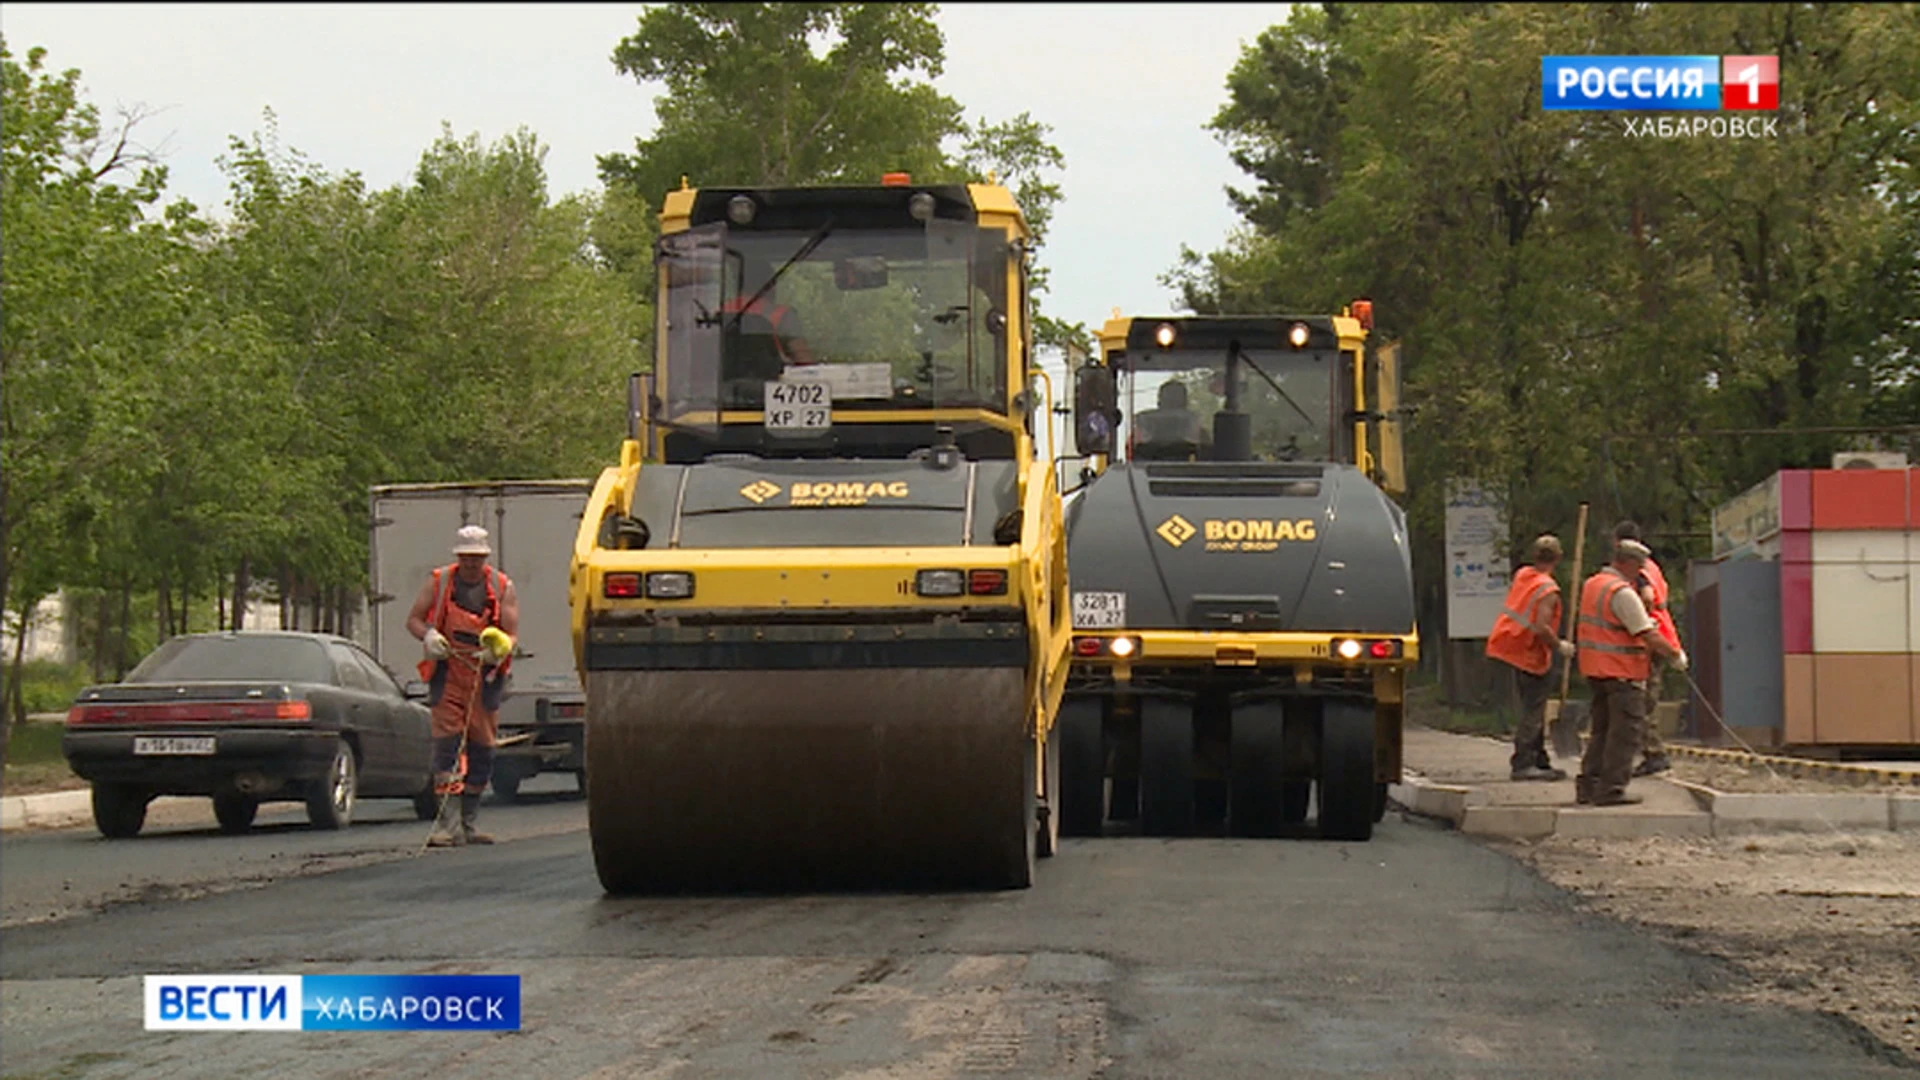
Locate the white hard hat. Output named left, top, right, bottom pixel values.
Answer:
left=453, top=525, right=492, bottom=556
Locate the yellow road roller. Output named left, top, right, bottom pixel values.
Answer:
left=1057, top=309, right=1413, bottom=841
left=570, top=177, right=1071, bottom=892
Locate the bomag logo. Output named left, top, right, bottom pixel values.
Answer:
left=789, top=480, right=911, bottom=508
left=1154, top=515, right=1197, bottom=547
left=1202, top=518, right=1319, bottom=552
left=739, top=480, right=783, bottom=504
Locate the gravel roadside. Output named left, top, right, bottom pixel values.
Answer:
left=1499, top=830, right=1920, bottom=1067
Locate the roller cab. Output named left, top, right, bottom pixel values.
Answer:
left=571, top=179, right=1069, bottom=893
left=1059, top=312, right=1414, bottom=840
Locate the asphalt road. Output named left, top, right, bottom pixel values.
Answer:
left=1, top=790, right=1911, bottom=1079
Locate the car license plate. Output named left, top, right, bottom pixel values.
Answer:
left=1073, top=591, right=1127, bottom=629
left=133, top=736, right=216, bottom=755
left=765, top=379, right=832, bottom=431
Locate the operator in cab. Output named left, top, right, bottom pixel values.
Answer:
left=1132, top=380, right=1210, bottom=460
left=721, top=257, right=817, bottom=383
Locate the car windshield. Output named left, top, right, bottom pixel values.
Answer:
left=1120, top=348, right=1339, bottom=462
left=657, top=221, right=1012, bottom=423
left=125, top=636, right=336, bottom=685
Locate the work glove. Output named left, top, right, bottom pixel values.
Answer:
left=1557, top=639, right=1576, bottom=658
left=1672, top=648, right=1689, bottom=673
left=480, top=626, right=515, bottom=662
left=423, top=627, right=451, bottom=660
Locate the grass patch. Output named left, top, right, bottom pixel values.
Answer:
left=1404, top=677, right=1517, bottom=738
left=3, top=716, right=82, bottom=795
left=10, top=659, right=92, bottom=714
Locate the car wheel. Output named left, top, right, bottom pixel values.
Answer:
left=307, top=739, right=358, bottom=830
left=574, top=768, right=588, bottom=797
left=212, top=791, right=259, bottom=834
left=92, top=783, right=149, bottom=839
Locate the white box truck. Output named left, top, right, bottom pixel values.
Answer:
left=369, top=480, right=590, bottom=799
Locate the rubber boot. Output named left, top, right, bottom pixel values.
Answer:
left=427, top=810, right=464, bottom=848
left=460, top=792, right=495, bottom=845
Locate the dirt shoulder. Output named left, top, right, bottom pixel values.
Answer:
left=1498, top=830, right=1920, bottom=1066
left=1, top=761, right=88, bottom=797
left=1667, top=755, right=1920, bottom=795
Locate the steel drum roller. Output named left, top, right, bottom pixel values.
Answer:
left=587, top=668, right=1034, bottom=893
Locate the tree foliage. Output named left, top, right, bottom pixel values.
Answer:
left=0, top=40, right=646, bottom=731
left=600, top=3, right=1083, bottom=350
left=1170, top=3, right=1920, bottom=569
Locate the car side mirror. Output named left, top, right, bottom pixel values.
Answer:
left=1073, top=362, right=1117, bottom=456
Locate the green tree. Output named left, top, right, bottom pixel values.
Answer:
left=600, top=3, right=957, bottom=195
left=601, top=3, right=1079, bottom=350
left=0, top=39, right=191, bottom=734
left=1174, top=3, right=1920, bottom=557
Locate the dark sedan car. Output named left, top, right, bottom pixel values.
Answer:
left=63, top=631, right=438, bottom=838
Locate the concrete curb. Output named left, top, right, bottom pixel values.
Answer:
left=1387, top=772, right=1488, bottom=823
left=1669, top=777, right=1918, bottom=835
left=1666, top=744, right=1920, bottom=789
left=1, top=788, right=94, bottom=831
left=1391, top=773, right=1710, bottom=840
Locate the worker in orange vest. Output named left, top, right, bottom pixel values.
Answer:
left=1612, top=521, right=1688, bottom=777
left=1574, top=540, right=1686, bottom=806
left=720, top=256, right=817, bottom=384
left=407, top=525, right=520, bottom=846
left=1485, top=534, right=1577, bottom=781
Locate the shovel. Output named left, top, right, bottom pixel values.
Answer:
left=1547, top=501, right=1589, bottom=760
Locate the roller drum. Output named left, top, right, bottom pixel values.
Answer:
left=587, top=668, right=1035, bottom=893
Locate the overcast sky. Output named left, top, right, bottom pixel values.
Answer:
left=3, top=2, right=1292, bottom=336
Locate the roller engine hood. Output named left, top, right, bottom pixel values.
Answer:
left=626, top=457, right=1021, bottom=549
left=1065, top=461, right=1414, bottom=634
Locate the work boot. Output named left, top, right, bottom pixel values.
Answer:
left=427, top=819, right=465, bottom=847
left=459, top=793, right=495, bottom=845
left=1511, top=765, right=1569, bottom=782
left=1591, top=792, right=1644, bottom=807
left=1632, top=755, right=1671, bottom=778
left=1574, top=779, right=1594, bottom=805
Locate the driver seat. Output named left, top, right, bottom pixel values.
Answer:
left=722, top=311, right=787, bottom=405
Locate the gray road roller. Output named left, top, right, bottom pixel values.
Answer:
left=1057, top=309, right=1414, bottom=841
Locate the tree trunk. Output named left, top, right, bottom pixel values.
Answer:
left=311, top=587, right=324, bottom=634
left=94, top=590, right=111, bottom=681
left=6, top=602, right=30, bottom=746
left=232, top=558, right=252, bottom=631
left=278, top=561, right=292, bottom=630
left=159, top=576, right=172, bottom=644
left=116, top=576, right=133, bottom=678
left=217, top=588, right=226, bottom=632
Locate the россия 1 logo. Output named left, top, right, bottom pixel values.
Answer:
left=1541, top=56, right=1778, bottom=111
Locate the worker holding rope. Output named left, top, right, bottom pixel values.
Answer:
left=407, top=524, right=519, bottom=847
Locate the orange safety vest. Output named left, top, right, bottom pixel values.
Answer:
left=1485, top=566, right=1560, bottom=675
left=1641, top=558, right=1681, bottom=650
left=722, top=296, right=802, bottom=364
left=416, top=564, right=514, bottom=684
left=1576, top=567, right=1651, bottom=681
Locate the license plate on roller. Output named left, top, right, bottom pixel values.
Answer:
left=764, top=379, right=832, bottom=432
left=1073, top=591, right=1127, bottom=629
left=133, top=736, right=216, bottom=756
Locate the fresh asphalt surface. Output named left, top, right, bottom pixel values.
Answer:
left=2, top=778, right=1911, bottom=1079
